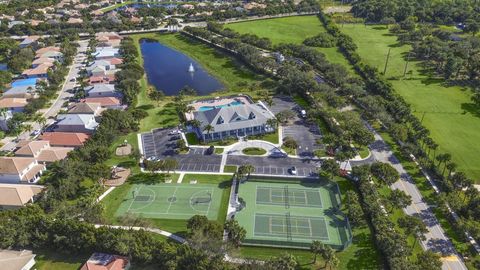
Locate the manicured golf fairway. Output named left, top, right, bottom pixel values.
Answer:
left=227, top=16, right=353, bottom=72
left=339, top=24, right=480, bottom=182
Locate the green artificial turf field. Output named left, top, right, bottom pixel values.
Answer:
left=115, top=183, right=223, bottom=220
left=235, top=177, right=352, bottom=250
left=338, top=24, right=480, bottom=182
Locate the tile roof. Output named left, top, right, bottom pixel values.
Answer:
left=0, top=157, right=35, bottom=174
left=0, top=97, right=27, bottom=108
left=0, top=249, right=36, bottom=270
left=68, top=102, right=101, bottom=114
left=83, top=97, right=121, bottom=107
left=0, top=184, right=43, bottom=206
left=39, top=132, right=90, bottom=147
left=81, top=253, right=129, bottom=270
left=22, top=63, right=53, bottom=76
left=36, top=147, right=73, bottom=163
left=32, top=57, right=55, bottom=65
left=56, top=114, right=99, bottom=129
left=35, top=46, right=60, bottom=55
left=22, top=164, right=45, bottom=182
left=15, top=140, right=49, bottom=157
left=87, top=83, right=116, bottom=94
left=3, top=86, right=36, bottom=97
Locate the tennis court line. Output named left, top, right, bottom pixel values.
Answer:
left=166, top=186, right=179, bottom=214
left=205, top=187, right=214, bottom=216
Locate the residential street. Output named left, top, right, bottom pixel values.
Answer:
left=0, top=40, right=88, bottom=151
left=367, top=125, right=468, bottom=270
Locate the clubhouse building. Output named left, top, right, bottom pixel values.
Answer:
left=188, top=96, right=276, bottom=142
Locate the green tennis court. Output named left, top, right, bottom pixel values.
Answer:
left=235, top=177, right=352, bottom=250
left=115, top=183, right=223, bottom=220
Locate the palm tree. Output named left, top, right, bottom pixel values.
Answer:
left=203, top=124, right=214, bottom=140
left=22, top=123, right=33, bottom=134
left=321, top=245, right=337, bottom=269
left=445, top=162, right=457, bottom=177
left=238, top=164, right=255, bottom=181
left=310, top=240, right=325, bottom=264
left=266, top=118, right=278, bottom=129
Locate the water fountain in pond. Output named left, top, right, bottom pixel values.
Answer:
left=188, top=63, right=195, bottom=73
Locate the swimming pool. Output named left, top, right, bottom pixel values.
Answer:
left=198, top=101, right=244, bottom=112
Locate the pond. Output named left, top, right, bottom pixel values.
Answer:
left=140, top=39, right=224, bottom=96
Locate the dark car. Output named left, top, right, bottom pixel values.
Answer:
left=205, top=145, right=214, bottom=155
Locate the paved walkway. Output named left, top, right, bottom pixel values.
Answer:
left=225, top=140, right=285, bottom=157
left=367, top=124, right=467, bottom=270
left=94, top=224, right=186, bottom=243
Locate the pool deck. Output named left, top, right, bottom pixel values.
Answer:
left=186, top=95, right=252, bottom=120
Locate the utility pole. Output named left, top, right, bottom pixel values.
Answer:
left=383, top=48, right=391, bottom=75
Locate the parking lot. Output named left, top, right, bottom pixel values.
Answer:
left=227, top=156, right=320, bottom=177
left=141, top=128, right=222, bottom=173
left=270, top=96, right=322, bottom=156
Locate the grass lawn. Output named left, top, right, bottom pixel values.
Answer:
left=338, top=24, right=480, bottom=182
left=227, top=16, right=354, bottom=73
left=34, top=250, right=89, bottom=270
left=242, top=147, right=267, bottom=155
left=282, top=145, right=296, bottom=155
left=235, top=176, right=383, bottom=270
left=214, top=147, right=224, bottom=154
left=224, top=165, right=237, bottom=173
left=247, top=130, right=279, bottom=144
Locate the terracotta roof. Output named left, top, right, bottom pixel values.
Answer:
left=36, top=147, right=73, bottom=163
left=0, top=97, right=27, bottom=108
left=15, top=140, right=50, bottom=157
left=39, top=132, right=90, bottom=147
left=106, top=57, right=123, bottom=65
left=81, top=253, right=129, bottom=270
left=0, top=157, right=36, bottom=174
left=22, top=63, right=53, bottom=76
left=83, top=97, right=121, bottom=107
left=0, top=249, right=36, bottom=270
left=0, top=184, right=43, bottom=206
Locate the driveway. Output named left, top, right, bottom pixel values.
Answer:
left=270, top=96, right=322, bottom=157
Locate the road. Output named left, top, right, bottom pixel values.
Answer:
left=367, top=125, right=467, bottom=270
left=0, top=40, right=88, bottom=151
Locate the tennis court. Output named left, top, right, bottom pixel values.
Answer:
left=115, top=183, right=223, bottom=220
left=235, top=177, right=352, bottom=250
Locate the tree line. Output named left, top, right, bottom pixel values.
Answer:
left=350, top=0, right=480, bottom=25
left=317, top=11, right=480, bottom=259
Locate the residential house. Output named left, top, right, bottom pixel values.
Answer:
left=32, top=57, right=55, bottom=68
left=86, top=83, right=119, bottom=98
left=0, top=249, right=36, bottom=270
left=8, top=21, right=25, bottom=29
left=0, top=184, right=44, bottom=210
left=94, top=47, right=120, bottom=60
left=0, top=110, right=12, bottom=131
left=35, top=46, right=63, bottom=61
left=89, top=74, right=116, bottom=84
left=22, top=62, right=53, bottom=78
left=68, top=102, right=102, bottom=116
left=81, top=253, right=130, bottom=270
left=191, top=102, right=276, bottom=141
left=0, top=97, right=28, bottom=113
left=39, top=132, right=90, bottom=148
left=19, top=36, right=40, bottom=48
left=3, top=85, right=36, bottom=99
left=83, top=97, right=124, bottom=110
left=86, top=59, right=117, bottom=77
left=15, top=140, right=73, bottom=164
left=54, top=114, right=99, bottom=134
left=0, top=157, right=46, bottom=184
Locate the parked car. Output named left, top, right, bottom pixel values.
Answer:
left=205, top=145, right=214, bottom=155
left=169, top=135, right=180, bottom=141
left=290, top=166, right=297, bottom=175
left=169, top=129, right=181, bottom=135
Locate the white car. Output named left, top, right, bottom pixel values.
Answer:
left=168, top=129, right=181, bottom=135
left=290, top=166, right=297, bottom=175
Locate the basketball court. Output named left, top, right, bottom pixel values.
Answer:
left=115, top=183, right=223, bottom=220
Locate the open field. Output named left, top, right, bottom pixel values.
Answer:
left=338, top=24, right=480, bottom=182
left=227, top=16, right=353, bottom=73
